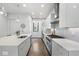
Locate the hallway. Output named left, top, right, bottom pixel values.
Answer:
left=27, top=38, right=49, bottom=56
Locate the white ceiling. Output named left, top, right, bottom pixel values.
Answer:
left=0, top=3, right=55, bottom=18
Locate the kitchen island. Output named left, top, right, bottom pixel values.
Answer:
left=0, top=34, right=32, bottom=56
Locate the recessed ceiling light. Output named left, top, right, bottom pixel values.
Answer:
left=23, top=4, right=27, bottom=7
left=40, top=12, right=43, bottom=15
left=16, top=19, right=20, bottom=22
left=32, top=12, right=35, bottom=15
left=73, top=5, right=77, bottom=8
left=41, top=4, right=45, bottom=8
left=0, top=11, right=4, bottom=15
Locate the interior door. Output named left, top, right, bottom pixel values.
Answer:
left=32, top=20, right=42, bottom=38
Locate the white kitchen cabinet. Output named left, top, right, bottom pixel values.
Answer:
left=18, top=37, right=31, bottom=56
left=18, top=40, right=26, bottom=56
left=52, top=39, right=79, bottom=56
left=1, top=46, right=18, bottom=56
left=52, top=40, right=68, bottom=56
left=59, top=3, right=79, bottom=27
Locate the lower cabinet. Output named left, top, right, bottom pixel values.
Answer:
left=52, top=41, right=68, bottom=56
left=52, top=40, right=79, bottom=56
left=18, top=38, right=31, bottom=56
left=0, top=37, right=31, bottom=56
left=52, top=41, right=69, bottom=56
left=0, top=46, right=18, bottom=56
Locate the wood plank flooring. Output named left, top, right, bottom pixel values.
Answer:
left=27, top=38, right=49, bottom=56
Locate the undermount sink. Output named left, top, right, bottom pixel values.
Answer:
left=18, top=36, right=27, bottom=38
left=17, top=34, right=27, bottom=38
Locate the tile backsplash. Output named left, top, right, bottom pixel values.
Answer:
left=55, top=28, right=79, bottom=42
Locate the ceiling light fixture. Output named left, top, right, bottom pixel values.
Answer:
left=40, top=12, right=43, bottom=15
left=32, top=12, right=35, bottom=15
left=16, top=19, right=20, bottom=22
left=0, top=11, right=4, bottom=15
left=23, top=4, right=27, bottom=7
left=41, top=4, right=45, bottom=8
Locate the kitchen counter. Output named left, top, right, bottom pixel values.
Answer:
left=52, top=38, right=79, bottom=56
left=52, top=39, right=79, bottom=51
left=0, top=34, right=31, bottom=46
left=0, top=34, right=32, bottom=56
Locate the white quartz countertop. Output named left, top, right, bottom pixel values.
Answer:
left=0, top=34, right=31, bottom=46
left=52, top=38, right=79, bottom=51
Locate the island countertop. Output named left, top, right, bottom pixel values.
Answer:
left=52, top=38, right=79, bottom=51
left=0, top=34, right=31, bottom=46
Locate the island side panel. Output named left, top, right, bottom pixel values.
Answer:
left=18, top=36, right=31, bottom=56
left=0, top=46, right=18, bottom=56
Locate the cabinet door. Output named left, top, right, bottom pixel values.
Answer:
left=18, top=38, right=31, bottom=56
left=52, top=41, right=68, bottom=56
left=1, top=46, right=18, bottom=56
left=25, top=38, right=30, bottom=54
left=59, top=3, right=79, bottom=27
left=18, top=41, right=26, bottom=56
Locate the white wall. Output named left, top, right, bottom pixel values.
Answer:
left=0, top=14, right=8, bottom=37
left=59, top=3, right=79, bottom=27
left=8, top=14, right=32, bottom=35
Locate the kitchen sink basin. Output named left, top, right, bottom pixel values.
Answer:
left=47, top=35, right=64, bottom=38
left=18, top=36, right=27, bottom=38
left=17, top=34, right=27, bottom=38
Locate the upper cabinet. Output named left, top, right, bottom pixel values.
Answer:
left=51, top=3, right=59, bottom=28
left=59, top=3, right=79, bottom=28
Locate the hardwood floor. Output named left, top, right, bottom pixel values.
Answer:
left=27, top=38, right=49, bottom=56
